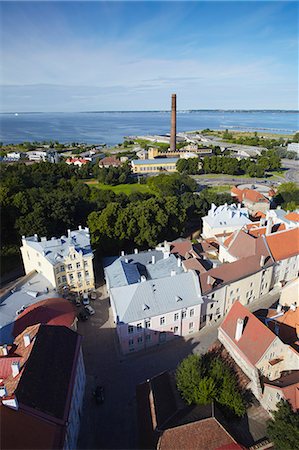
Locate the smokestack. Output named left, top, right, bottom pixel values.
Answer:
left=266, top=217, right=273, bottom=235
left=170, top=94, right=176, bottom=152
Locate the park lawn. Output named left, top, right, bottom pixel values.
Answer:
left=205, top=185, right=232, bottom=193
left=85, top=179, right=153, bottom=195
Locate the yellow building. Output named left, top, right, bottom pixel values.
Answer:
left=131, top=158, right=178, bottom=174
left=20, top=227, right=95, bottom=293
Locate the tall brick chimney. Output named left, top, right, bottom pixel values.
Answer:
left=170, top=94, right=176, bottom=152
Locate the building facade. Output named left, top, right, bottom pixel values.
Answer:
left=21, top=227, right=95, bottom=293
left=131, top=158, right=178, bottom=174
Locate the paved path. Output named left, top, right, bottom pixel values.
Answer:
left=77, top=287, right=280, bottom=450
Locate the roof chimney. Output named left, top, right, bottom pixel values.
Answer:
left=124, top=258, right=128, bottom=263
left=11, top=362, right=20, bottom=378
left=290, top=303, right=297, bottom=311
left=177, top=257, right=182, bottom=268
left=0, top=385, right=7, bottom=398
left=134, top=248, right=138, bottom=254
left=78, top=225, right=82, bottom=231
left=152, top=255, right=156, bottom=264
left=276, top=304, right=283, bottom=313
left=266, top=217, right=273, bottom=235
left=67, top=229, right=71, bottom=237
left=260, top=255, right=266, bottom=267
left=23, top=334, right=31, bottom=347
left=0, top=345, right=8, bottom=356
left=121, top=250, right=125, bottom=256
left=140, top=275, right=147, bottom=282
left=207, top=275, right=213, bottom=285
left=235, top=318, right=244, bottom=341
left=171, top=270, right=176, bottom=277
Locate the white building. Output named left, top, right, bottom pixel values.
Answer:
left=20, top=227, right=95, bottom=293
left=287, top=142, right=299, bottom=155
left=202, top=203, right=252, bottom=239
left=104, top=250, right=202, bottom=354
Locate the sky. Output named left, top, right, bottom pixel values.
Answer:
left=0, top=1, right=298, bottom=112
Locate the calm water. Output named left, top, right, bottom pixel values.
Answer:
left=0, top=111, right=298, bottom=145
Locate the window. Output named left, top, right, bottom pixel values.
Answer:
left=84, top=260, right=88, bottom=267
left=174, top=313, right=179, bottom=321
left=27, top=251, right=30, bottom=260
left=137, top=323, right=142, bottom=330
left=190, top=309, right=194, bottom=317
left=211, top=293, right=215, bottom=299
left=76, top=262, right=81, bottom=269
left=67, top=264, right=72, bottom=270
left=230, top=290, right=233, bottom=296
left=189, top=322, right=194, bottom=330
left=56, top=267, right=60, bottom=274
left=216, top=307, right=220, bottom=315
left=182, top=310, right=187, bottom=319
left=236, top=288, right=239, bottom=293
left=146, top=335, right=151, bottom=341
left=57, top=277, right=61, bottom=284
left=78, top=272, right=82, bottom=279
left=62, top=276, right=66, bottom=283
left=174, top=326, right=179, bottom=333
left=129, top=339, right=134, bottom=346
left=85, top=270, right=89, bottom=277
left=276, top=392, right=280, bottom=400
left=160, top=316, right=165, bottom=325
left=210, top=303, right=214, bottom=309
left=86, top=281, right=90, bottom=286
left=137, top=336, right=143, bottom=344
left=128, top=325, right=134, bottom=334
left=69, top=274, right=74, bottom=281
left=60, top=265, right=64, bottom=272
left=145, top=320, right=151, bottom=328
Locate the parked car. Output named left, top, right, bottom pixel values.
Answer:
left=78, top=312, right=88, bottom=322
left=82, top=293, right=89, bottom=305
left=93, top=385, right=104, bottom=404
left=84, top=305, right=95, bottom=315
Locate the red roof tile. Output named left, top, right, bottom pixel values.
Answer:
left=13, top=297, right=76, bottom=338
left=200, top=254, right=273, bottom=295
left=285, top=212, right=299, bottom=222
left=265, top=228, right=299, bottom=261
left=242, top=189, right=269, bottom=204
left=99, top=156, right=121, bottom=166
left=170, top=240, right=193, bottom=258
left=158, top=417, right=243, bottom=450
left=220, top=301, right=276, bottom=365
left=264, top=371, right=299, bottom=412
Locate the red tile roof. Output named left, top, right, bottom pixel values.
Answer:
left=285, top=212, right=299, bottom=222
left=170, top=240, right=193, bottom=258
left=242, top=189, right=269, bottom=204
left=268, top=307, right=299, bottom=345
left=200, top=254, right=273, bottom=295
left=220, top=301, right=276, bottom=365
left=13, top=297, right=76, bottom=338
left=253, top=211, right=266, bottom=219
left=265, top=228, right=299, bottom=261
left=264, top=371, right=299, bottom=412
left=0, top=403, right=64, bottom=449
left=223, top=228, right=273, bottom=260
left=99, top=156, right=121, bottom=167
left=157, top=417, right=243, bottom=450
left=183, top=258, right=209, bottom=273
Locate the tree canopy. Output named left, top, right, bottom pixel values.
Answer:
left=267, top=400, right=299, bottom=450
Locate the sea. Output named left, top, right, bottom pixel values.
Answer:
left=0, top=110, right=298, bottom=146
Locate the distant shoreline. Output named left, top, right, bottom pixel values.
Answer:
left=0, top=109, right=298, bottom=115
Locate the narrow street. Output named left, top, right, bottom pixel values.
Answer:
left=77, top=286, right=280, bottom=450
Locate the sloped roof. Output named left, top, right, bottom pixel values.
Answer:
left=200, top=254, right=273, bottom=295
left=99, top=156, right=121, bottom=166
left=242, top=189, right=269, bottom=204
left=13, top=297, right=76, bottom=338
left=170, top=240, right=193, bottom=258
left=15, top=325, right=81, bottom=420
left=0, top=403, right=64, bottom=450
left=268, top=307, right=299, bottom=345
left=203, top=204, right=251, bottom=228
left=265, top=228, right=299, bottom=261
left=157, top=417, right=243, bottom=450
left=285, top=212, right=299, bottom=222
left=110, top=271, right=202, bottom=324
left=220, top=301, right=276, bottom=365
left=264, top=370, right=299, bottom=412
left=223, top=229, right=271, bottom=260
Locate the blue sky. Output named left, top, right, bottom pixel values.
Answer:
left=0, top=1, right=298, bottom=111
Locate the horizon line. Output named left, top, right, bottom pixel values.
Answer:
left=1, top=109, right=299, bottom=114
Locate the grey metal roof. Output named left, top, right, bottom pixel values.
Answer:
left=203, top=203, right=251, bottom=227
left=0, top=272, right=59, bottom=344
left=110, top=271, right=202, bottom=324
left=24, top=228, right=93, bottom=266
left=103, top=251, right=183, bottom=289
left=132, top=158, right=179, bottom=165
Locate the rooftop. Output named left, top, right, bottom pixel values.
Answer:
left=220, top=301, right=276, bottom=366
left=22, top=227, right=93, bottom=266
left=203, top=203, right=251, bottom=228
left=132, top=158, right=179, bottom=165
left=0, top=272, right=59, bottom=344
left=264, top=370, right=299, bottom=412
left=110, top=271, right=202, bottom=324
left=265, top=227, right=299, bottom=261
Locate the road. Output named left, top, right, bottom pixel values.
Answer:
left=77, top=286, right=280, bottom=450
left=281, top=158, right=299, bottom=183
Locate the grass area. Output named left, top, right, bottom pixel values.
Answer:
left=194, top=130, right=291, bottom=139
left=204, top=185, right=232, bottom=193
left=85, top=179, right=152, bottom=195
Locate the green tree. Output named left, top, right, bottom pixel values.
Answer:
left=267, top=400, right=299, bottom=450
left=195, top=377, right=217, bottom=405
left=176, top=354, right=204, bottom=405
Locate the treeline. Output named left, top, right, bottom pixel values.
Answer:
left=1, top=164, right=232, bottom=264
left=177, top=150, right=281, bottom=177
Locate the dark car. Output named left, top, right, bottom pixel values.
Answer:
left=78, top=312, right=88, bottom=321
left=93, top=385, right=104, bottom=404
